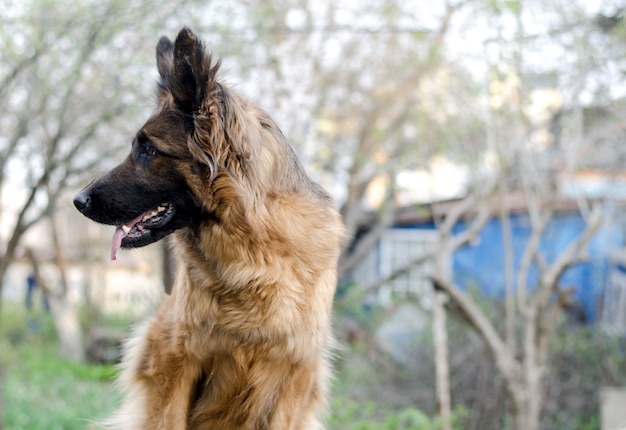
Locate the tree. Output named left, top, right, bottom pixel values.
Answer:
left=202, top=0, right=481, bottom=279
left=0, top=0, right=211, bottom=345
left=290, top=0, right=619, bottom=427
left=431, top=188, right=602, bottom=430
left=425, top=1, right=620, bottom=427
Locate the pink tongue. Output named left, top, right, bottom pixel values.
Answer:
left=111, top=227, right=124, bottom=261
left=110, top=213, right=146, bottom=261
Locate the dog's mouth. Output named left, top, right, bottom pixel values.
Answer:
left=110, top=203, right=175, bottom=260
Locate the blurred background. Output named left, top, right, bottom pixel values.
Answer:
left=2, top=0, right=626, bottom=429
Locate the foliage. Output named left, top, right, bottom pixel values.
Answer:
left=333, top=284, right=626, bottom=430
left=335, top=281, right=387, bottom=332
left=0, top=305, right=119, bottom=429
left=1, top=304, right=57, bottom=345
left=328, top=312, right=465, bottom=430
left=2, top=343, right=119, bottom=429
left=328, top=395, right=464, bottom=430
left=541, top=323, right=626, bottom=430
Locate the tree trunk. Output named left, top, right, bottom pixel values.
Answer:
left=432, top=291, right=452, bottom=430
left=27, top=249, right=85, bottom=362
left=50, top=215, right=85, bottom=362
left=506, top=307, right=543, bottom=430
left=0, top=223, right=28, bottom=314
left=510, top=388, right=541, bottom=430
left=0, top=172, right=48, bottom=313
left=50, top=297, right=85, bottom=362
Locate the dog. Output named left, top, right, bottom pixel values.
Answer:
left=74, top=27, right=344, bottom=429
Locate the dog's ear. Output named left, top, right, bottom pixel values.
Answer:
left=165, top=27, right=219, bottom=113
left=156, top=36, right=174, bottom=99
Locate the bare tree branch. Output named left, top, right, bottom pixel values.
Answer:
left=431, top=276, right=521, bottom=381
left=338, top=194, right=395, bottom=279
left=516, top=212, right=550, bottom=317
left=362, top=250, right=435, bottom=294
left=536, top=203, right=603, bottom=314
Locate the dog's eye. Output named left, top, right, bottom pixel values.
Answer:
left=143, top=145, right=157, bottom=157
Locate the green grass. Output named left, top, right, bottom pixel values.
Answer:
left=1, top=306, right=120, bottom=430
left=327, top=346, right=464, bottom=430
left=328, top=396, right=449, bottom=430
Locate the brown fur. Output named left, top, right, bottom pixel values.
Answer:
left=75, top=28, right=344, bottom=429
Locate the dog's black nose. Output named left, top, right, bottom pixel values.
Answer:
left=73, top=189, right=91, bottom=213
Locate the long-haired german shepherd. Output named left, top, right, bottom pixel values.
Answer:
left=74, top=28, right=344, bottom=429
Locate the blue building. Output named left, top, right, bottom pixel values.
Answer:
left=352, top=205, right=623, bottom=324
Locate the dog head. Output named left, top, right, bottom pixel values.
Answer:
left=74, top=28, right=262, bottom=260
